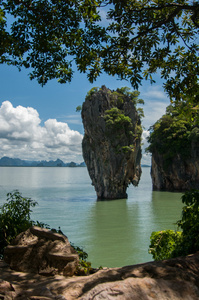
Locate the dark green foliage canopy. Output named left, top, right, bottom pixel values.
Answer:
left=0, top=0, right=105, bottom=85
left=0, top=0, right=198, bottom=100
left=102, top=0, right=199, bottom=101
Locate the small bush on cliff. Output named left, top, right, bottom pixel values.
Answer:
left=149, top=190, right=199, bottom=260
left=104, top=107, right=133, bottom=133
left=85, top=87, right=99, bottom=101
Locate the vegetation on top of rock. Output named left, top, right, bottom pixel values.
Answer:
left=116, top=87, right=145, bottom=106
left=149, top=190, right=199, bottom=261
left=103, top=88, right=144, bottom=155
left=85, top=87, right=100, bottom=101
left=146, top=100, right=199, bottom=167
left=104, top=108, right=133, bottom=134
left=83, top=86, right=144, bottom=157
left=106, top=87, right=144, bottom=117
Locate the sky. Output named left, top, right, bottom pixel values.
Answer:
left=0, top=62, right=170, bottom=165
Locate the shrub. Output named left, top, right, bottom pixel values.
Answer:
left=149, top=190, right=199, bottom=260
left=149, top=230, right=182, bottom=261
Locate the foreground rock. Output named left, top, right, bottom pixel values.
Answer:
left=82, top=86, right=142, bottom=199
left=4, top=226, right=79, bottom=277
left=151, top=141, right=199, bottom=191
left=1, top=253, right=199, bottom=299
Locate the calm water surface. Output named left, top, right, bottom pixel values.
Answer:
left=0, top=167, right=182, bottom=267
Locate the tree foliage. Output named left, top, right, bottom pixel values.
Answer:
left=103, top=0, right=199, bottom=101
left=0, top=0, right=198, bottom=100
left=0, top=0, right=105, bottom=85
left=176, top=190, right=199, bottom=256
left=149, top=190, right=199, bottom=260
left=149, top=230, right=182, bottom=261
left=147, top=100, right=199, bottom=166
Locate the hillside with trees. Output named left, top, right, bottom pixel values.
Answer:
left=147, top=100, right=199, bottom=190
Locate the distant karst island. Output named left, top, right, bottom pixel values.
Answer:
left=0, top=156, right=150, bottom=168
left=0, top=156, right=86, bottom=167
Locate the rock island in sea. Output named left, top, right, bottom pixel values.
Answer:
left=81, top=85, right=143, bottom=200
left=147, top=102, right=199, bottom=191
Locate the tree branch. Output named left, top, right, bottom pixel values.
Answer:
left=138, top=3, right=198, bottom=12
left=128, top=7, right=182, bottom=44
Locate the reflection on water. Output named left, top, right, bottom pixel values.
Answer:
left=151, top=191, right=183, bottom=231
left=86, top=199, right=135, bottom=267
left=0, top=167, right=183, bottom=267
left=85, top=172, right=182, bottom=267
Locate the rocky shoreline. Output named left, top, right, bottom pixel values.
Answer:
left=1, top=227, right=199, bottom=299
left=1, top=252, right=199, bottom=299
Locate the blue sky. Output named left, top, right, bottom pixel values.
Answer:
left=0, top=62, right=170, bottom=164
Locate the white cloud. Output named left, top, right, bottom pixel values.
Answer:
left=140, top=85, right=168, bottom=101
left=142, top=129, right=150, bottom=147
left=139, top=85, right=169, bottom=129
left=143, top=100, right=168, bottom=130
left=0, top=101, right=83, bottom=162
left=140, top=99, right=168, bottom=165
left=141, top=129, right=151, bottom=165
left=64, top=114, right=83, bottom=125
left=138, top=85, right=170, bottom=165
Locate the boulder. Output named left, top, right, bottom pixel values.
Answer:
left=81, top=86, right=142, bottom=199
left=4, top=226, right=79, bottom=276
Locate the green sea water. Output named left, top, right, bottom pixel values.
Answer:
left=0, top=166, right=182, bottom=267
